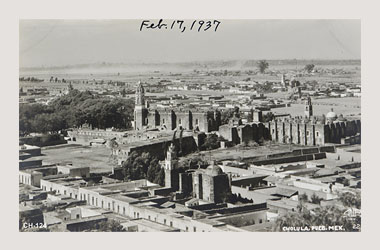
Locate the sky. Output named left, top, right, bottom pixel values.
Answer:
left=19, top=19, right=361, bottom=68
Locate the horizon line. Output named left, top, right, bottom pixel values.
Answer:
left=20, top=58, right=361, bottom=70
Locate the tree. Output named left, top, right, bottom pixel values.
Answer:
left=262, top=112, right=275, bottom=122
left=338, top=192, right=361, bottom=209
left=121, top=88, right=126, bottom=97
left=122, top=151, right=165, bottom=185
left=154, top=168, right=165, bottom=186
left=88, top=220, right=126, bottom=232
left=121, top=151, right=146, bottom=181
left=220, top=108, right=236, bottom=125
left=179, top=156, right=208, bottom=170
left=200, top=134, right=220, bottom=150
left=310, top=193, right=322, bottom=204
left=299, top=193, right=308, bottom=202
left=68, top=82, right=74, bottom=91
left=304, top=64, right=315, bottom=73
left=147, top=159, right=163, bottom=184
left=257, top=60, right=269, bottom=74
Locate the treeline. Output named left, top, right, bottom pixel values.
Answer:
left=19, top=76, right=44, bottom=82
left=19, top=89, right=134, bottom=135
left=122, top=151, right=165, bottom=186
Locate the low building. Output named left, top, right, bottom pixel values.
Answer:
left=57, top=165, right=90, bottom=178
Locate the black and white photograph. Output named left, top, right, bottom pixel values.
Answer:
left=17, top=19, right=362, bottom=232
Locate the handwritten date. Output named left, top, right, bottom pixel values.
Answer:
left=140, top=19, right=221, bottom=32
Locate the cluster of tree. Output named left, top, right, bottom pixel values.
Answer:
left=299, top=193, right=308, bottom=202
left=121, top=151, right=165, bottom=186
left=273, top=192, right=361, bottom=232
left=19, top=76, right=44, bottom=82
left=19, top=89, right=134, bottom=135
left=304, top=64, right=315, bottom=73
left=49, top=76, right=67, bottom=83
left=338, top=191, right=361, bottom=209
left=19, top=104, right=56, bottom=135
left=257, top=60, right=269, bottom=74
left=299, top=193, right=323, bottom=204
left=262, top=112, right=275, bottom=122
left=85, top=219, right=126, bottom=232
left=256, top=81, right=275, bottom=93
left=220, top=106, right=240, bottom=125
left=178, top=155, right=209, bottom=170
left=200, top=134, right=225, bottom=151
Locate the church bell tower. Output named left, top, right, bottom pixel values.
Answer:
left=163, top=143, right=178, bottom=189
left=134, top=81, right=148, bottom=130
left=304, top=96, right=313, bottom=119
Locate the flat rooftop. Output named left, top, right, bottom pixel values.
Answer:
left=232, top=174, right=269, bottom=182
left=106, top=193, right=139, bottom=203
left=121, top=219, right=177, bottom=232
left=19, top=144, right=40, bottom=150
left=254, top=187, right=298, bottom=197
left=57, top=164, right=89, bottom=170
left=82, top=180, right=148, bottom=192
left=45, top=176, right=86, bottom=186
left=117, top=133, right=193, bottom=149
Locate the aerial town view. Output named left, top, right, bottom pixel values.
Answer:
left=19, top=19, right=361, bottom=232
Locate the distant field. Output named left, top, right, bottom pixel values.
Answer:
left=271, top=97, right=361, bottom=118
left=19, top=60, right=361, bottom=89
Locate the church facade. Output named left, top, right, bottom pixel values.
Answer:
left=267, top=97, right=361, bottom=146
left=134, top=82, right=221, bottom=132
left=219, top=96, right=361, bottom=146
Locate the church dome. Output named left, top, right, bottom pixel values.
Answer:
left=326, top=109, right=338, bottom=121
left=206, top=165, right=224, bottom=176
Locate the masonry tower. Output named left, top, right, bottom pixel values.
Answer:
left=134, top=81, right=148, bottom=130
left=304, top=96, right=313, bottom=119
left=163, top=143, right=179, bottom=189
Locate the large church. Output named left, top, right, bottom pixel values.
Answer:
left=219, top=96, right=361, bottom=146
left=264, top=96, right=361, bottom=146
left=133, top=82, right=221, bottom=132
